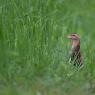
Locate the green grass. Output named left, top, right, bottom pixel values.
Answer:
left=0, top=0, right=95, bottom=95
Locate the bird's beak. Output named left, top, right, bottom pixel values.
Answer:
left=67, top=35, right=72, bottom=39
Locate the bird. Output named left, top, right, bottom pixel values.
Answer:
left=67, top=34, right=83, bottom=67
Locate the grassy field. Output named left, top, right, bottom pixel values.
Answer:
left=0, top=0, right=95, bottom=95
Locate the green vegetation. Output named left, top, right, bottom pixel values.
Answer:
left=0, top=0, right=95, bottom=95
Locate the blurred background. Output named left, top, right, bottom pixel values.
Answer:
left=0, top=0, right=95, bottom=95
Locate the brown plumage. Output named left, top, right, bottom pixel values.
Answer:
left=67, top=34, right=83, bottom=67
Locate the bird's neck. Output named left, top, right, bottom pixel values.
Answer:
left=72, top=40, right=80, bottom=51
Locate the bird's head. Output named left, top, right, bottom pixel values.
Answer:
left=67, top=34, right=80, bottom=48
left=67, top=34, right=80, bottom=40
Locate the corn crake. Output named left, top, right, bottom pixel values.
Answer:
left=67, top=34, right=83, bottom=67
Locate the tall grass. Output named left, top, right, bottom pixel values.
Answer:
left=0, top=0, right=95, bottom=95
